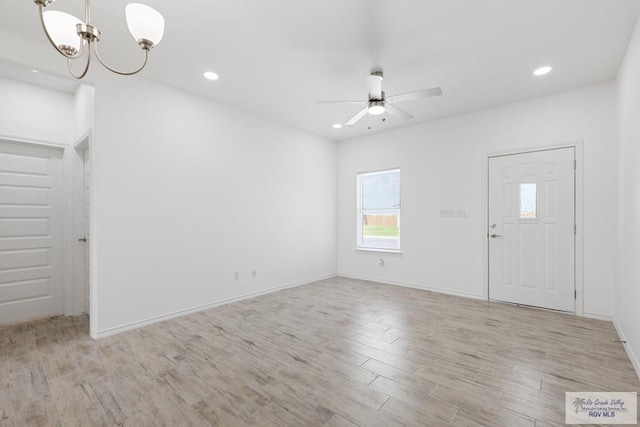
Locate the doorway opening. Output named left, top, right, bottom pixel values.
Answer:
left=72, top=135, right=92, bottom=317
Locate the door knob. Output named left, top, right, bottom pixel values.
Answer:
left=78, top=237, right=87, bottom=242
left=490, top=234, right=502, bottom=238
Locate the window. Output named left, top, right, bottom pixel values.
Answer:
left=519, top=183, right=537, bottom=219
left=357, top=169, right=400, bottom=251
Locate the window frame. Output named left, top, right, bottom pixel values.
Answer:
left=356, top=168, right=401, bottom=253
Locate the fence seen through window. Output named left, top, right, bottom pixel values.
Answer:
left=357, top=169, right=400, bottom=251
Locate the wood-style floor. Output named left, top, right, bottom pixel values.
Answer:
left=1, top=277, right=639, bottom=426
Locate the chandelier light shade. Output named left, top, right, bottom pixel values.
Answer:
left=126, top=4, right=165, bottom=47
left=33, top=0, right=165, bottom=79
left=42, top=11, right=85, bottom=54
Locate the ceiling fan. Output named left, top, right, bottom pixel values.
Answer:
left=318, top=70, right=442, bottom=126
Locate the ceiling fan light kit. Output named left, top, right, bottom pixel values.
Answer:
left=318, top=70, right=442, bottom=127
left=33, top=0, right=165, bottom=79
left=368, top=100, right=386, bottom=115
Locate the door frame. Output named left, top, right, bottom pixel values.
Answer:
left=481, top=141, right=585, bottom=317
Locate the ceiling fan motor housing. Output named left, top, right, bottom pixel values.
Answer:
left=369, top=90, right=385, bottom=102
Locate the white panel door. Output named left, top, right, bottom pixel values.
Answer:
left=0, top=141, right=63, bottom=324
left=82, top=146, right=90, bottom=314
left=488, top=148, right=575, bottom=312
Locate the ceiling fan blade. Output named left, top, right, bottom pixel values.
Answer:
left=345, top=107, right=369, bottom=126
left=317, top=100, right=367, bottom=105
left=367, top=74, right=383, bottom=100
left=386, top=104, right=414, bottom=121
left=386, top=87, right=442, bottom=103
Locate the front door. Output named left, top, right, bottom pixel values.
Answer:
left=488, top=147, right=575, bottom=312
left=0, top=140, right=63, bottom=324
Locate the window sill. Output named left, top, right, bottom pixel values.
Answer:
left=355, top=248, right=402, bottom=255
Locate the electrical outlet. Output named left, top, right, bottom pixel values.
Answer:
left=379, top=259, right=385, bottom=267
left=233, top=272, right=239, bottom=281
left=251, top=269, right=257, bottom=278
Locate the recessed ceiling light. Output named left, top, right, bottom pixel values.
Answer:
left=31, top=69, right=39, bottom=73
left=533, top=66, right=552, bottom=76
left=333, top=124, right=342, bottom=129
left=203, top=71, right=219, bottom=81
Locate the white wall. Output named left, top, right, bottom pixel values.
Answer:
left=74, top=84, right=95, bottom=140
left=92, top=74, right=336, bottom=336
left=616, top=14, right=640, bottom=378
left=0, top=76, right=74, bottom=144
left=0, top=33, right=336, bottom=337
left=337, top=82, right=618, bottom=319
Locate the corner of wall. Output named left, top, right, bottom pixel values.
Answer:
left=614, top=10, right=640, bottom=381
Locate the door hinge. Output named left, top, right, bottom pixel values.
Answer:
left=574, top=159, right=577, bottom=170
left=574, top=224, right=577, bottom=235
left=575, top=289, right=577, bottom=299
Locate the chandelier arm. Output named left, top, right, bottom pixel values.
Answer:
left=93, top=43, right=149, bottom=76
left=38, top=4, right=83, bottom=59
left=67, top=43, right=92, bottom=80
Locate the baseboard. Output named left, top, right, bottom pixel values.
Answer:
left=613, top=318, right=640, bottom=381
left=92, top=273, right=337, bottom=339
left=581, top=312, right=613, bottom=321
left=336, top=273, right=486, bottom=301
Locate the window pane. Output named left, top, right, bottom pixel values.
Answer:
left=363, top=214, right=399, bottom=237
left=520, top=183, right=537, bottom=219
left=362, top=170, right=400, bottom=210
left=361, top=213, right=400, bottom=250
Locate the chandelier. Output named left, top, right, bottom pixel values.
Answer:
left=33, top=0, right=165, bottom=79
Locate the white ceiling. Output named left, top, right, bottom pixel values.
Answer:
left=1, top=0, right=639, bottom=140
